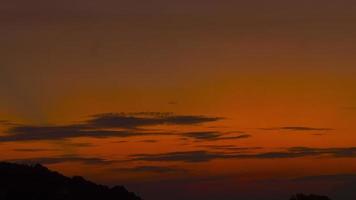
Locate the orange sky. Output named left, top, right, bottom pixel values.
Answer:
left=1, top=1, right=356, bottom=200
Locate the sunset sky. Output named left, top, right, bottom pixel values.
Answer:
left=1, top=1, right=356, bottom=200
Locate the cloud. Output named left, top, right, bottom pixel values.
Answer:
left=1, top=125, right=138, bottom=142
left=112, top=140, right=128, bottom=143
left=87, top=112, right=222, bottom=129
left=67, top=142, right=96, bottom=147
left=114, top=166, right=185, bottom=173
left=11, top=143, right=95, bottom=152
left=236, top=147, right=356, bottom=159
left=262, top=126, right=333, bottom=131
left=209, top=134, right=251, bottom=141
left=198, top=145, right=262, bottom=151
left=287, top=147, right=356, bottom=157
left=180, top=131, right=251, bottom=141
left=12, top=148, right=58, bottom=152
left=181, top=131, right=222, bottom=140
left=0, top=112, right=222, bottom=142
left=130, top=151, right=225, bottom=163
left=0, top=120, right=17, bottom=126
left=129, top=147, right=356, bottom=163
left=7, top=155, right=113, bottom=165
left=0, top=120, right=9, bottom=124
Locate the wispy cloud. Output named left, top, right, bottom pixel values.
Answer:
left=114, top=166, right=185, bottom=173
left=130, top=151, right=224, bottom=163
left=7, top=155, right=114, bottom=165
left=198, top=145, right=262, bottom=151
left=0, top=120, right=17, bottom=127
left=181, top=131, right=251, bottom=141
left=0, top=120, right=9, bottom=124
left=262, top=126, right=333, bottom=131
left=12, top=148, right=58, bottom=152
left=67, top=142, right=96, bottom=147
left=87, top=112, right=223, bottom=129
left=1, top=126, right=137, bottom=142
left=0, top=112, right=223, bottom=142
left=129, top=147, right=356, bottom=163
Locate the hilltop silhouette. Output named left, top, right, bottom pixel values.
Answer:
left=0, top=162, right=333, bottom=200
left=0, top=162, right=141, bottom=200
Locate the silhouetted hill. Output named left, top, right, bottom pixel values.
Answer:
left=290, top=193, right=331, bottom=200
left=0, top=162, right=141, bottom=200
left=0, top=162, right=333, bottom=200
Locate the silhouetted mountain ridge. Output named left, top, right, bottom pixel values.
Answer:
left=0, top=162, right=141, bottom=200
left=0, top=162, right=332, bottom=200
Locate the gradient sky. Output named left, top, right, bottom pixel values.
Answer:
left=1, top=1, right=356, bottom=200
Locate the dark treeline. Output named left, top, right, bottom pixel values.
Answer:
left=0, top=162, right=331, bottom=200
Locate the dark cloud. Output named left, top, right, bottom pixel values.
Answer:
left=67, top=142, right=96, bottom=147
left=0, top=112, right=222, bottom=142
left=115, top=166, right=185, bottom=173
left=287, top=147, right=356, bottom=157
left=112, top=140, right=128, bottom=143
left=130, top=151, right=225, bottom=163
left=7, top=155, right=113, bottom=165
left=0, top=120, right=17, bottom=126
left=87, top=113, right=222, bottom=129
left=238, top=147, right=356, bottom=159
left=209, top=134, right=251, bottom=141
left=0, top=120, right=9, bottom=124
left=11, top=143, right=94, bottom=152
left=182, top=131, right=221, bottom=140
left=20, top=146, right=346, bottom=172
left=129, top=147, right=356, bottom=163
left=12, top=148, right=57, bottom=152
left=1, top=125, right=138, bottom=142
left=262, top=126, right=333, bottom=131
left=181, top=131, right=251, bottom=141
left=198, top=145, right=262, bottom=151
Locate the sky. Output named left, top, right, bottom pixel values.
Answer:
left=1, top=1, right=356, bottom=199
